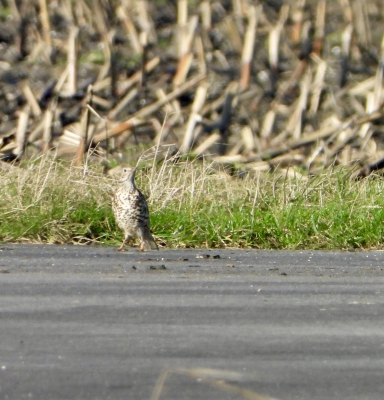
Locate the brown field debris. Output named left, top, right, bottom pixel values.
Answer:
left=0, top=0, right=383, bottom=176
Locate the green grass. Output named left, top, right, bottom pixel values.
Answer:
left=1, top=155, right=384, bottom=249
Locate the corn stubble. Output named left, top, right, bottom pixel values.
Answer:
left=0, top=1, right=384, bottom=177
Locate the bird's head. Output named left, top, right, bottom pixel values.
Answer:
left=119, top=166, right=137, bottom=184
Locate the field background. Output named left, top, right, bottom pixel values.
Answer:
left=1, top=0, right=384, bottom=249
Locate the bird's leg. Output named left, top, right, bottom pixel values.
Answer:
left=117, top=240, right=126, bottom=251
left=117, top=235, right=129, bottom=251
left=139, top=238, right=146, bottom=252
left=138, top=228, right=147, bottom=252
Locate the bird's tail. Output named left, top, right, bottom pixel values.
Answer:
left=143, top=232, right=159, bottom=250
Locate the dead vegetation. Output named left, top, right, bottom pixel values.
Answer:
left=0, top=0, right=384, bottom=176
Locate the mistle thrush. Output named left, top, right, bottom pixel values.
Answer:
left=112, top=167, right=158, bottom=251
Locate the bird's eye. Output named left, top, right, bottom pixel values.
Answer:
left=123, top=168, right=127, bottom=172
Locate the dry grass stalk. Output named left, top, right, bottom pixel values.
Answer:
left=38, top=0, right=51, bottom=53
left=232, top=0, right=246, bottom=34
left=353, top=0, right=371, bottom=46
left=227, top=138, right=243, bottom=156
left=195, top=35, right=207, bottom=75
left=359, top=93, right=375, bottom=138
left=260, top=110, right=276, bottom=140
left=342, top=24, right=354, bottom=57
left=194, top=132, right=221, bottom=156
left=291, top=0, right=306, bottom=44
left=173, top=15, right=198, bottom=86
left=92, top=0, right=108, bottom=37
left=348, top=76, right=376, bottom=96
left=173, top=52, right=193, bottom=87
left=153, top=114, right=180, bottom=145
left=21, top=81, right=41, bottom=117
left=313, top=0, right=326, bottom=56
left=325, top=126, right=360, bottom=167
left=42, top=100, right=56, bottom=152
left=357, top=58, right=382, bottom=139
left=27, top=120, right=45, bottom=145
left=133, top=73, right=206, bottom=120
left=66, top=26, right=79, bottom=95
left=155, top=88, right=182, bottom=122
left=268, top=26, right=280, bottom=76
left=73, top=0, right=87, bottom=27
left=14, top=106, right=30, bottom=157
left=240, top=5, right=257, bottom=90
left=108, top=31, right=117, bottom=100
left=176, top=0, right=188, bottom=54
left=55, top=66, right=70, bottom=93
left=181, top=83, right=208, bottom=152
left=117, top=5, right=141, bottom=53
left=93, top=117, right=145, bottom=143
left=7, top=0, right=20, bottom=22
left=56, top=133, right=81, bottom=156
left=136, top=0, right=156, bottom=44
left=108, top=88, right=139, bottom=120
left=90, top=95, right=112, bottom=109
left=309, top=56, right=327, bottom=115
left=200, top=0, right=211, bottom=31
left=117, top=56, right=160, bottom=95
left=339, top=0, right=353, bottom=24
left=372, top=33, right=384, bottom=108
left=250, top=112, right=382, bottom=164
left=268, top=5, right=290, bottom=99
left=340, top=24, right=353, bottom=87
left=241, top=126, right=258, bottom=152
left=81, top=86, right=93, bottom=145
left=223, top=16, right=243, bottom=51
left=289, top=69, right=311, bottom=140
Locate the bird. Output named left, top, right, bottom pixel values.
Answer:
left=112, top=166, right=158, bottom=252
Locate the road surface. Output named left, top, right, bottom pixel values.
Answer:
left=1, top=244, right=384, bottom=399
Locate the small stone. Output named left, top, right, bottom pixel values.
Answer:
left=149, top=265, right=167, bottom=270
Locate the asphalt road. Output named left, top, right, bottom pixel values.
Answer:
left=1, top=244, right=384, bottom=400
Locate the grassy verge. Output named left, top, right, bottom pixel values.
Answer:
left=1, top=155, right=384, bottom=249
